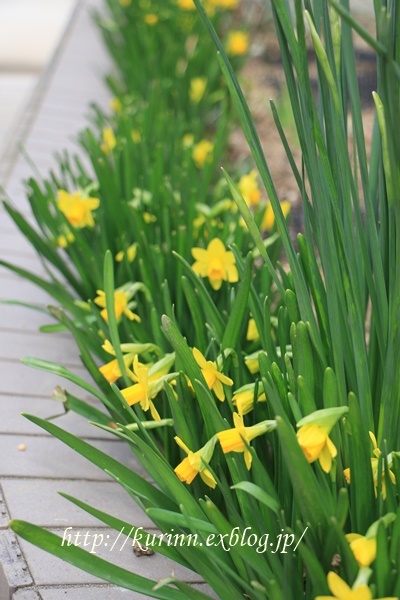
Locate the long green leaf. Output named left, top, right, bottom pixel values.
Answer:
left=22, top=413, right=177, bottom=511
left=10, top=521, right=186, bottom=600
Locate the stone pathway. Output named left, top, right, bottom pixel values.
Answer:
left=0, top=1, right=215, bottom=598
left=0, top=0, right=76, bottom=172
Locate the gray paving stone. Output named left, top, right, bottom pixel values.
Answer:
left=2, top=479, right=154, bottom=530
left=0, top=331, right=83, bottom=369
left=0, top=359, right=93, bottom=397
left=193, top=584, right=218, bottom=598
left=0, top=486, right=10, bottom=528
left=0, top=1, right=75, bottom=71
left=0, top=280, right=56, bottom=305
left=24, top=140, right=81, bottom=162
left=35, top=585, right=149, bottom=599
left=0, top=304, right=58, bottom=334
left=0, top=435, right=146, bottom=480
left=18, top=527, right=199, bottom=586
left=12, top=590, right=41, bottom=600
left=0, top=261, right=49, bottom=281
left=0, top=75, right=37, bottom=163
left=0, top=530, right=32, bottom=598
left=0, top=269, right=77, bottom=303
left=0, top=231, right=38, bottom=257
left=0, top=395, right=115, bottom=440
left=351, top=0, right=374, bottom=14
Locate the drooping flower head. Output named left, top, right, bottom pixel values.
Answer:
left=261, top=200, right=291, bottom=231
left=115, top=243, right=137, bottom=263
left=246, top=317, right=259, bottom=342
left=238, top=170, right=262, bottom=207
left=109, top=97, right=122, bottom=113
left=343, top=431, right=397, bottom=499
left=210, top=0, right=239, bottom=8
left=94, top=287, right=141, bottom=324
left=99, top=339, right=141, bottom=384
left=190, top=77, right=207, bottom=103
left=144, top=13, right=158, bottom=25
left=226, top=31, right=249, bottom=56
left=192, top=139, right=214, bottom=168
left=315, top=570, right=397, bottom=600
left=191, top=238, right=238, bottom=290
left=101, top=127, right=117, bottom=154
left=183, top=133, right=194, bottom=148
left=174, top=436, right=217, bottom=488
left=244, top=351, right=261, bottom=374
left=296, top=407, right=348, bottom=473
left=120, top=354, right=176, bottom=420
left=56, top=231, right=75, bottom=248
left=217, top=413, right=276, bottom=469
left=131, top=130, right=141, bottom=144
left=57, top=190, right=100, bottom=229
left=192, top=347, right=233, bottom=401
left=232, top=382, right=266, bottom=416
left=177, top=0, right=195, bottom=10
left=345, top=534, right=376, bottom=568
left=99, top=339, right=164, bottom=384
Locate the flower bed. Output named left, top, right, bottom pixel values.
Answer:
left=2, top=0, right=400, bottom=599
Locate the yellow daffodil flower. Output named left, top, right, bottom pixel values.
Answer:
left=143, top=212, right=157, bottom=224
left=190, top=77, right=207, bottom=103
left=131, top=129, right=141, bottom=144
left=210, top=0, right=239, bottom=8
left=56, top=231, right=75, bottom=248
left=296, top=407, right=348, bottom=473
left=177, top=0, right=195, bottom=10
left=232, top=383, right=266, bottom=416
left=245, top=351, right=260, bottom=374
left=192, top=139, right=214, bottom=168
left=57, top=190, right=100, bottom=229
left=238, top=170, right=262, bottom=207
left=144, top=13, right=158, bottom=24
left=315, top=571, right=397, bottom=600
left=191, top=237, right=239, bottom=290
left=192, top=347, right=233, bottom=401
left=99, top=358, right=126, bottom=383
left=131, top=188, right=152, bottom=207
left=217, top=413, right=276, bottom=469
left=120, top=354, right=176, bottom=420
left=174, top=436, right=217, bottom=488
left=193, top=214, right=207, bottom=230
left=115, top=243, right=137, bottom=263
left=369, top=432, right=397, bottom=498
left=261, top=200, right=291, bottom=231
left=345, top=534, right=376, bottom=568
left=246, top=317, right=259, bottom=342
left=297, top=424, right=337, bottom=473
left=101, top=127, right=117, bottom=154
left=98, top=340, right=141, bottom=384
left=94, top=289, right=141, bottom=323
left=101, top=339, right=116, bottom=355
left=109, top=97, right=122, bottom=113
left=226, top=31, right=249, bottom=56
left=343, top=432, right=396, bottom=499
left=101, top=338, right=162, bottom=359
left=183, top=133, right=194, bottom=148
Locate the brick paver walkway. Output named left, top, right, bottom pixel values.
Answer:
left=0, top=2, right=214, bottom=598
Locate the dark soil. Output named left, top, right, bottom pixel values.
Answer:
left=229, top=10, right=377, bottom=238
